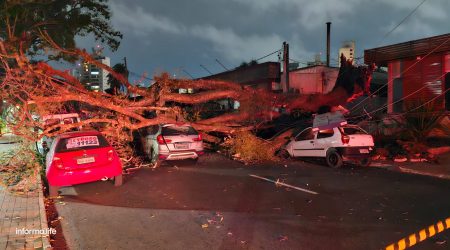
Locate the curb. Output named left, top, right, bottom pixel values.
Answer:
left=37, top=174, right=52, bottom=249
left=398, top=167, right=450, bottom=180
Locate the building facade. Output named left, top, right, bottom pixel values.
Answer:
left=288, top=65, right=339, bottom=94
left=365, top=33, right=450, bottom=113
left=338, top=41, right=355, bottom=67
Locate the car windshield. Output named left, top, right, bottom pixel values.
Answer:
left=341, top=126, right=367, bottom=135
left=55, top=134, right=110, bottom=153
left=162, top=125, right=198, bottom=136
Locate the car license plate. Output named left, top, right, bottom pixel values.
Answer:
left=175, top=143, right=189, bottom=149
left=77, top=157, right=95, bottom=164
left=359, top=149, right=369, bottom=154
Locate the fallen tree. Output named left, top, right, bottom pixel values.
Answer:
left=0, top=1, right=374, bottom=165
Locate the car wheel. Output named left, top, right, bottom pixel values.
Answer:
left=114, top=174, right=123, bottom=186
left=326, top=149, right=343, bottom=168
left=359, top=158, right=372, bottom=167
left=49, top=185, right=60, bottom=198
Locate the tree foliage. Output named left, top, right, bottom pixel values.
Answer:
left=106, top=63, right=128, bottom=95
left=0, top=0, right=122, bottom=60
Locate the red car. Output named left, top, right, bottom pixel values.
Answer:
left=45, top=130, right=123, bottom=197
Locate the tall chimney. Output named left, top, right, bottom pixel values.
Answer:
left=326, top=22, right=331, bottom=67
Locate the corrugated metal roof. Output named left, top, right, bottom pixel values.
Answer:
left=364, top=33, right=450, bottom=66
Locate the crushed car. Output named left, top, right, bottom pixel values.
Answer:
left=281, top=111, right=375, bottom=168
left=139, top=123, right=204, bottom=165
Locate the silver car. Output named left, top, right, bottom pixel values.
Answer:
left=141, top=124, right=204, bottom=164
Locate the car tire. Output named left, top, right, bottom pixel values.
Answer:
left=114, top=174, right=123, bottom=186
left=49, top=185, right=60, bottom=198
left=359, top=158, right=372, bottom=167
left=326, top=149, right=343, bottom=168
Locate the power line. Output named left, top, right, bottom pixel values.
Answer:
left=378, top=0, right=428, bottom=46
left=352, top=0, right=428, bottom=66
left=215, top=59, right=229, bottom=71
left=255, top=49, right=282, bottom=62
left=182, top=69, right=194, bottom=79
left=200, top=64, right=213, bottom=75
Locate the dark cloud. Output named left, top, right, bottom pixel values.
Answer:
left=77, top=0, right=450, bottom=81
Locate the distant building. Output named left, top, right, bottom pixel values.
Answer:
left=288, top=65, right=339, bottom=94
left=72, top=47, right=111, bottom=92
left=203, top=62, right=281, bottom=91
left=338, top=41, right=355, bottom=67
left=307, top=53, right=325, bottom=67
left=365, top=33, right=450, bottom=113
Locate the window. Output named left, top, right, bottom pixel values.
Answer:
left=162, top=125, right=198, bottom=136
left=341, top=126, right=367, bottom=135
left=317, top=129, right=334, bottom=139
left=295, top=128, right=314, bottom=141
left=55, top=134, right=110, bottom=153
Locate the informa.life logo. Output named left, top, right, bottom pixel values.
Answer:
left=15, top=228, right=56, bottom=235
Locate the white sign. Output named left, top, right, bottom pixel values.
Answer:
left=66, top=136, right=99, bottom=149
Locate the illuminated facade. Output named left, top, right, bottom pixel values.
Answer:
left=338, top=41, right=355, bottom=67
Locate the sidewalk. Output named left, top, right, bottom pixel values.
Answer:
left=0, top=176, right=51, bottom=249
left=371, top=153, right=450, bottom=180
left=0, top=135, right=51, bottom=249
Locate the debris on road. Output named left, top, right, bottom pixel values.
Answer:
left=249, top=174, right=318, bottom=195
left=278, top=235, right=288, bottom=242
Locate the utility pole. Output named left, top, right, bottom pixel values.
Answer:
left=123, top=57, right=128, bottom=79
left=326, top=22, right=331, bottom=67
left=282, top=42, right=290, bottom=93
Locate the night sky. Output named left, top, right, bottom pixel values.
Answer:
left=74, top=0, right=450, bottom=83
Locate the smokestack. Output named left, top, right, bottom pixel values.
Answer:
left=326, top=22, right=331, bottom=67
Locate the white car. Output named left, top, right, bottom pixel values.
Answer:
left=36, top=113, right=81, bottom=154
left=283, top=125, right=374, bottom=168
left=140, top=124, right=204, bottom=165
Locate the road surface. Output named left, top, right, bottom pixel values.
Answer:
left=55, top=153, right=450, bottom=250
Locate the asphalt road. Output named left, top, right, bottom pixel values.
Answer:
left=55, top=153, right=450, bottom=250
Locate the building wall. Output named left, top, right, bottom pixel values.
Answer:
left=203, top=62, right=280, bottom=92
left=101, top=57, right=111, bottom=91
left=387, top=53, right=447, bottom=113
left=289, top=66, right=339, bottom=94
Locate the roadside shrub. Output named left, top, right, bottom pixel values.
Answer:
left=224, top=131, right=275, bottom=163
left=393, top=101, right=446, bottom=143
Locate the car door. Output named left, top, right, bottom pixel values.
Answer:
left=313, top=128, right=336, bottom=157
left=291, top=128, right=317, bottom=157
